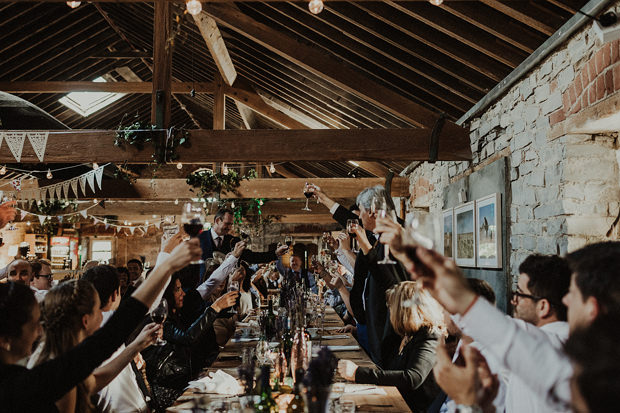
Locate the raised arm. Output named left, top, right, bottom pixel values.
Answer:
left=196, top=242, right=245, bottom=300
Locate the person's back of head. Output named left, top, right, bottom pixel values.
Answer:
left=466, top=278, right=496, bottom=305
left=566, top=241, right=620, bottom=315
left=356, top=185, right=386, bottom=211
left=82, top=265, right=121, bottom=311
left=519, top=254, right=571, bottom=321
left=0, top=283, right=37, bottom=356
left=565, top=312, right=620, bottom=413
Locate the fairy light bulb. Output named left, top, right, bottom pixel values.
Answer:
left=0, top=166, right=6, bottom=175
left=26, top=221, right=31, bottom=226
left=429, top=0, right=443, bottom=5
left=174, top=198, right=179, bottom=205
left=231, top=201, right=236, bottom=209
left=222, top=164, right=229, bottom=175
left=269, top=162, right=276, bottom=173
left=93, top=198, right=98, bottom=204
left=128, top=222, right=132, bottom=226
left=145, top=220, right=149, bottom=225
left=176, top=162, right=183, bottom=170
left=93, top=162, right=99, bottom=169
left=259, top=199, right=264, bottom=206
left=185, top=0, right=202, bottom=15
left=152, top=214, right=157, bottom=219
left=308, top=0, right=324, bottom=15
left=66, top=1, right=81, bottom=8
left=46, top=169, right=53, bottom=179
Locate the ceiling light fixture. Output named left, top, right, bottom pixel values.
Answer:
left=186, top=0, right=202, bottom=16
left=429, top=0, right=443, bottom=5
left=308, top=0, right=324, bottom=15
left=66, top=1, right=81, bottom=8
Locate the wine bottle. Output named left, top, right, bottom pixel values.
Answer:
left=267, top=298, right=277, bottom=341
left=255, top=365, right=277, bottom=412
left=287, top=368, right=306, bottom=413
left=290, top=313, right=309, bottom=375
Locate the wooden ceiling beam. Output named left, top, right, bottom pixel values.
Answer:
left=202, top=2, right=468, bottom=139
left=193, top=12, right=237, bottom=86
left=75, top=177, right=409, bottom=199
left=0, top=81, right=213, bottom=93
left=353, top=162, right=390, bottom=178
left=0, top=128, right=470, bottom=163
left=213, top=73, right=226, bottom=129
left=235, top=101, right=259, bottom=129
left=151, top=0, right=172, bottom=129
left=479, top=0, right=556, bottom=36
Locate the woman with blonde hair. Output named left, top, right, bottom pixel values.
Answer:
left=337, top=281, right=446, bottom=412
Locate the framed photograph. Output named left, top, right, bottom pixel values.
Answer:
left=454, top=201, right=476, bottom=267
left=476, top=193, right=502, bottom=268
left=441, top=209, right=454, bottom=258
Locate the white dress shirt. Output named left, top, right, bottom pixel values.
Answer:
left=30, top=286, right=48, bottom=303
left=196, top=254, right=239, bottom=300
left=505, top=321, right=570, bottom=413
left=95, top=311, right=149, bottom=413
left=457, top=298, right=573, bottom=410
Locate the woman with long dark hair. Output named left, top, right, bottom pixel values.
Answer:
left=0, top=240, right=201, bottom=412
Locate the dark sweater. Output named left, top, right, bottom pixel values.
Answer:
left=0, top=297, right=147, bottom=413
left=355, top=327, right=442, bottom=413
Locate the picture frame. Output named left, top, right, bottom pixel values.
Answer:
left=476, top=193, right=502, bottom=268
left=441, top=208, right=454, bottom=258
left=454, top=201, right=476, bottom=267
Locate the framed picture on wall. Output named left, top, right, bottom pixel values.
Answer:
left=454, top=201, right=476, bottom=267
left=441, top=209, right=454, bottom=258
left=476, top=193, right=502, bottom=268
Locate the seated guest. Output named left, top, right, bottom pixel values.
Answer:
left=116, top=267, right=130, bottom=296
left=6, top=259, right=32, bottom=285
left=30, top=259, right=53, bottom=303
left=83, top=265, right=156, bottom=413
left=144, top=273, right=238, bottom=408
left=338, top=281, right=445, bottom=412
left=0, top=240, right=200, bottom=412
left=30, top=279, right=160, bottom=413
left=238, top=261, right=255, bottom=316
left=276, top=252, right=318, bottom=294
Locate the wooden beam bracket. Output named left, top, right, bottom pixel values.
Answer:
left=428, top=113, right=446, bottom=164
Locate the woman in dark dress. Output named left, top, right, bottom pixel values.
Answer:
left=337, top=281, right=446, bottom=412
left=0, top=240, right=201, bottom=413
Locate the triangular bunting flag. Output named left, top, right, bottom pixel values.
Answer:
left=40, top=187, right=46, bottom=202
left=26, top=131, right=49, bottom=163
left=104, top=223, right=110, bottom=230
left=0, top=132, right=4, bottom=149
left=57, top=216, right=63, bottom=224
left=38, top=215, right=46, bottom=225
left=79, top=209, right=88, bottom=219
left=20, top=210, right=28, bottom=220
left=79, top=175, right=87, bottom=196
left=70, top=179, right=79, bottom=198
left=46, top=186, right=54, bottom=201
left=129, top=226, right=136, bottom=235
left=93, top=217, right=100, bottom=224
left=86, top=171, right=96, bottom=193
left=55, top=184, right=62, bottom=200
left=4, top=132, right=26, bottom=162
left=94, top=166, right=104, bottom=189
left=62, top=181, right=70, bottom=200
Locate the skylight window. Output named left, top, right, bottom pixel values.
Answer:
left=58, top=77, right=125, bottom=117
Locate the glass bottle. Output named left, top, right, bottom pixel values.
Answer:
left=255, top=365, right=277, bottom=412
left=287, top=368, right=306, bottom=413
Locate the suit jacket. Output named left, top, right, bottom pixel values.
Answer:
left=198, top=231, right=277, bottom=277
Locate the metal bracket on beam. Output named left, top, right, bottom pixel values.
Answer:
left=428, top=113, right=446, bottom=164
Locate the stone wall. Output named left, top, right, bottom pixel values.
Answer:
left=408, top=8, right=620, bottom=283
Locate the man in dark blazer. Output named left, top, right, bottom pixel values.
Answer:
left=198, top=208, right=288, bottom=279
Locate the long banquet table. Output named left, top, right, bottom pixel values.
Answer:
left=170, top=307, right=411, bottom=412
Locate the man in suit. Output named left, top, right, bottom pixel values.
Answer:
left=276, top=252, right=318, bottom=294
left=198, top=208, right=288, bottom=280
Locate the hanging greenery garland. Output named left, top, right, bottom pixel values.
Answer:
left=187, top=168, right=257, bottom=199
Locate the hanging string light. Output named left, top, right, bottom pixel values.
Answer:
left=46, top=169, right=53, bottom=179
left=185, top=0, right=202, bottom=15
left=93, top=198, right=98, bottom=204
left=429, top=0, right=443, bottom=5
left=66, top=1, right=81, bottom=8
left=231, top=201, right=236, bottom=209
left=0, top=166, right=6, bottom=175
left=308, top=0, right=324, bottom=15
left=269, top=162, right=276, bottom=174
left=176, top=162, right=183, bottom=170
left=92, top=162, right=99, bottom=169
left=174, top=199, right=179, bottom=205
left=222, top=164, right=229, bottom=175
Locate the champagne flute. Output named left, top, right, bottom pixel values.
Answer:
left=151, top=299, right=168, bottom=346
left=373, top=197, right=397, bottom=265
left=302, top=182, right=313, bottom=211
left=346, top=218, right=359, bottom=253
left=228, top=280, right=240, bottom=314
left=181, top=202, right=205, bottom=265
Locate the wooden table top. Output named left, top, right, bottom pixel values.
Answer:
left=170, top=307, right=411, bottom=412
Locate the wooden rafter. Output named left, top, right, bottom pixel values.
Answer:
left=193, top=12, right=237, bottom=86
left=151, top=0, right=172, bottom=128
left=0, top=81, right=212, bottom=93
left=213, top=73, right=226, bottom=129
left=479, top=0, right=556, bottom=36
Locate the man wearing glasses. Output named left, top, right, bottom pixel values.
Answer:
left=30, top=259, right=53, bottom=303
left=506, top=254, right=571, bottom=413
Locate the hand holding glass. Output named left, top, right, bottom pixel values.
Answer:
left=151, top=300, right=168, bottom=346
left=181, top=202, right=205, bottom=265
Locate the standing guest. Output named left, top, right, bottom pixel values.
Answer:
left=276, top=252, right=318, bottom=294
left=6, top=259, right=32, bottom=285
left=0, top=240, right=201, bottom=412
left=198, top=209, right=288, bottom=279
left=127, top=259, right=144, bottom=286
left=116, top=267, right=130, bottom=296
left=30, top=259, right=53, bottom=303
left=338, top=281, right=445, bottom=412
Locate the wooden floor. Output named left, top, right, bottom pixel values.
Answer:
left=170, top=307, right=411, bottom=412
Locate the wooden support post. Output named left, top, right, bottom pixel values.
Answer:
left=152, top=0, right=172, bottom=129
left=213, top=73, right=226, bottom=130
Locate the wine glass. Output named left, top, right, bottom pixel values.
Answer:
left=372, top=197, right=397, bottom=265
left=284, top=235, right=293, bottom=249
left=228, top=280, right=240, bottom=314
left=302, top=182, right=313, bottom=211
left=181, top=202, right=205, bottom=264
left=151, top=300, right=168, bottom=346
left=346, top=218, right=359, bottom=252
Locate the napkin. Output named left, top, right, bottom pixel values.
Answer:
left=186, top=370, right=243, bottom=395
left=327, top=345, right=361, bottom=351
left=321, top=335, right=349, bottom=340
left=231, top=337, right=259, bottom=343
left=343, top=383, right=387, bottom=395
